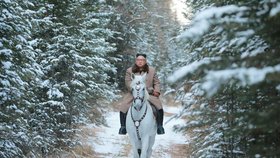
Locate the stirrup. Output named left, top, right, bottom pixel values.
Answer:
left=157, top=126, right=165, bottom=135
left=119, top=126, right=127, bottom=135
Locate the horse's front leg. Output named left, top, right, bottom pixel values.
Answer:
left=147, top=135, right=156, bottom=157
left=129, top=137, right=140, bottom=158
left=140, top=136, right=150, bottom=158
left=132, top=147, right=140, bottom=158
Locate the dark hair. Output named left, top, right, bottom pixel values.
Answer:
left=136, top=53, right=147, bottom=58
left=132, top=64, right=149, bottom=73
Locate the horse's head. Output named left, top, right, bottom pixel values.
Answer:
left=130, top=73, right=149, bottom=111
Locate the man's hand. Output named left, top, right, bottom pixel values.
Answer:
left=153, top=91, right=160, bottom=97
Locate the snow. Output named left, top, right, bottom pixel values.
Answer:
left=41, top=79, right=50, bottom=87
left=71, top=79, right=85, bottom=87
left=255, top=154, right=261, bottom=158
left=87, top=105, right=188, bottom=157
left=202, top=64, right=280, bottom=97
left=167, top=57, right=220, bottom=83
left=2, top=61, right=12, bottom=69
left=241, top=45, right=267, bottom=58
left=98, top=0, right=106, bottom=3
left=4, top=0, right=11, bottom=3
left=235, top=29, right=254, bottom=37
left=169, top=57, right=280, bottom=97
left=0, top=49, right=12, bottom=56
left=170, top=0, right=191, bottom=25
left=178, top=5, right=248, bottom=40
left=17, top=35, right=27, bottom=44
left=87, top=114, right=126, bottom=156
left=2, top=8, right=13, bottom=18
left=177, top=19, right=210, bottom=40
left=28, top=39, right=38, bottom=46
left=47, top=88, right=64, bottom=99
left=276, top=85, right=280, bottom=91
left=270, top=2, right=280, bottom=17
left=15, top=109, right=24, bottom=114
left=47, top=100, right=64, bottom=107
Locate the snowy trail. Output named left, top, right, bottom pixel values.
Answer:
left=85, top=105, right=189, bottom=157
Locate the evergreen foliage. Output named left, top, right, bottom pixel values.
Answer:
left=170, top=0, right=280, bottom=157
left=116, top=0, right=183, bottom=90
left=2, top=0, right=279, bottom=157
left=1, top=0, right=121, bottom=156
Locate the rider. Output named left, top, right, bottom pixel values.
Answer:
left=118, top=53, right=165, bottom=135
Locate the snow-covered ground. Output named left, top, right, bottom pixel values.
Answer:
left=85, top=106, right=189, bottom=157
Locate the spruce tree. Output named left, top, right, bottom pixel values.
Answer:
left=170, top=0, right=280, bottom=157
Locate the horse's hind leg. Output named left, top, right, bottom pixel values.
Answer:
left=138, top=149, right=141, bottom=156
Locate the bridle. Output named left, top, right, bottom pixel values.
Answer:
left=132, top=81, right=145, bottom=111
left=131, top=80, right=148, bottom=140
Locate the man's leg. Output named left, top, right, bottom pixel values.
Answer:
left=118, top=111, right=127, bottom=135
left=156, top=109, right=165, bottom=134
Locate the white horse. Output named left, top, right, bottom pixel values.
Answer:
left=126, top=73, right=157, bottom=158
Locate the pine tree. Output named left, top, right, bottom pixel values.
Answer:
left=170, top=0, right=280, bottom=157
left=0, top=0, right=44, bottom=157
left=30, top=0, right=120, bottom=154
left=1, top=0, right=121, bottom=156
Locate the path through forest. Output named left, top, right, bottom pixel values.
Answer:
left=53, top=0, right=192, bottom=157
left=78, top=96, right=190, bottom=158
left=83, top=0, right=191, bottom=157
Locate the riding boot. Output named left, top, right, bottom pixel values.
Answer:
left=118, top=111, right=127, bottom=135
left=156, top=109, right=165, bottom=135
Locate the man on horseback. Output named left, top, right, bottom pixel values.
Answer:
left=118, top=53, right=165, bottom=135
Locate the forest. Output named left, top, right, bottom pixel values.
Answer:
left=1, top=0, right=280, bottom=157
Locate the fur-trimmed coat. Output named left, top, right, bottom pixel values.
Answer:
left=118, top=66, right=163, bottom=113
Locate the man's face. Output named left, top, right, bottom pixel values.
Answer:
left=135, top=56, right=146, bottom=68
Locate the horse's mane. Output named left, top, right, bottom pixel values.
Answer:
left=144, top=88, right=149, bottom=101
left=131, top=76, right=150, bottom=101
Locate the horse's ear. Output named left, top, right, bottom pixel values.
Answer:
left=131, top=73, right=135, bottom=80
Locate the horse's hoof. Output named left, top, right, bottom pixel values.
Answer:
left=118, top=126, right=127, bottom=135
left=157, top=126, right=165, bottom=135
